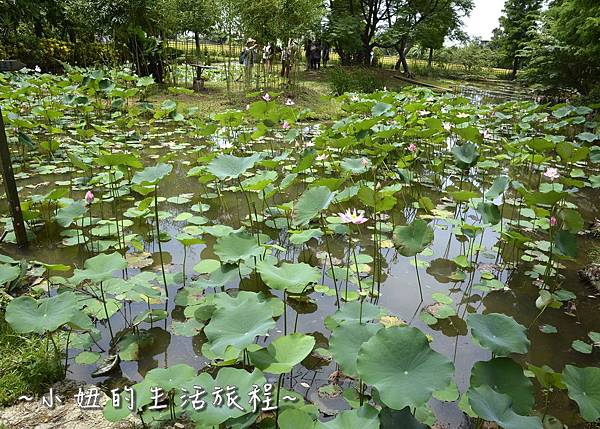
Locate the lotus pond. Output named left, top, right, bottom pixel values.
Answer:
left=1, top=69, right=600, bottom=429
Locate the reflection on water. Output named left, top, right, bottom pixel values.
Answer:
left=1, top=82, right=599, bottom=428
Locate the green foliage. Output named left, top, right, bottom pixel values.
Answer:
left=0, top=316, right=63, bottom=407
left=492, top=0, right=543, bottom=76
left=327, top=67, right=385, bottom=95
left=519, top=0, right=600, bottom=96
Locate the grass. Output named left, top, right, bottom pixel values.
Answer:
left=166, top=40, right=513, bottom=80
left=0, top=315, right=64, bottom=407
left=150, top=67, right=408, bottom=121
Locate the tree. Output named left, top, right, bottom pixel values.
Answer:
left=325, top=0, right=364, bottom=65
left=379, top=0, right=473, bottom=76
left=236, top=0, right=324, bottom=43
left=174, top=0, right=217, bottom=58
left=492, top=0, right=543, bottom=79
left=413, top=0, right=471, bottom=68
left=519, top=0, right=600, bottom=96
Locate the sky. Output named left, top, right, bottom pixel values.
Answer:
left=462, top=0, right=505, bottom=40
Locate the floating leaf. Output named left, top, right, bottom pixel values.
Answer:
left=467, top=313, right=530, bottom=356
left=257, top=261, right=320, bottom=294
left=471, top=357, right=534, bottom=415
left=203, top=292, right=275, bottom=358
left=207, top=153, right=261, bottom=180
left=356, top=326, right=454, bottom=410
left=250, top=333, right=315, bottom=374
left=330, top=321, right=381, bottom=377
left=468, top=385, right=542, bottom=429
left=315, top=405, right=379, bottom=429
left=214, top=231, right=263, bottom=263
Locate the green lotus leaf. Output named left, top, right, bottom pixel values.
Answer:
left=468, top=385, right=542, bottom=429
left=471, top=357, right=534, bottom=415
left=145, top=363, right=196, bottom=392
left=203, top=291, right=276, bottom=358
left=330, top=321, right=381, bottom=377
left=214, top=231, right=263, bottom=263
left=279, top=408, right=316, bottom=429
left=293, top=186, right=335, bottom=226
left=467, top=313, right=530, bottom=356
left=176, top=367, right=266, bottom=426
left=132, top=163, right=173, bottom=185
left=103, top=378, right=154, bottom=421
left=356, top=326, right=454, bottom=410
left=249, top=333, right=315, bottom=374
left=590, top=146, right=600, bottom=163
left=477, top=202, right=501, bottom=225
left=95, top=152, right=143, bottom=168
left=75, top=351, right=101, bottom=365
left=563, top=365, right=600, bottom=422
left=455, top=126, right=483, bottom=144
left=325, top=301, right=387, bottom=331
left=341, top=157, right=370, bottom=174
left=0, top=264, right=20, bottom=285
left=289, top=228, right=323, bottom=245
left=554, top=230, right=577, bottom=258
left=172, top=318, right=204, bottom=337
left=6, top=291, right=80, bottom=334
left=392, top=219, right=434, bottom=257
left=357, top=187, right=397, bottom=211
left=257, top=261, right=320, bottom=294
left=452, top=142, right=479, bottom=169
left=207, top=153, right=261, bottom=180
left=315, top=405, right=380, bottom=429
left=71, top=252, right=127, bottom=283
left=55, top=200, right=87, bottom=227
left=241, top=170, right=278, bottom=191
left=379, top=407, right=428, bottom=429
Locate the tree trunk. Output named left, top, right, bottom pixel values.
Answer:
left=511, top=56, right=519, bottom=79
left=0, top=107, right=28, bottom=247
left=428, top=48, right=433, bottom=68
left=395, top=39, right=412, bottom=77
left=194, top=31, right=201, bottom=62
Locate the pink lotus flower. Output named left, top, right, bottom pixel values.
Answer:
left=408, top=143, right=417, bottom=153
left=338, top=208, right=368, bottom=225
left=262, top=93, right=271, bottom=102
left=285, top=98, right=295, bottom=106
left=85, top=191, right=94, bottom=204
left=544, top=167, right=560, bottom=181
left=316, top=153, right=328, bottom=161
left=282, top=120, right=290, bottom=130
left=550, top=216, right=557, bottom=227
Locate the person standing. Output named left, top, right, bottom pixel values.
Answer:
left=313, top=41, right=322, bottom=70
left=322, top=43, right=330, bottom=68
left=281, top=40, right=292, bottom=82
left=242, top=38, right=257, bottom=86
left=263, top=42, right=274, bottom=73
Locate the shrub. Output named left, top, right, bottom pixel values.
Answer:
left=327, top=66, right=385, bottom=95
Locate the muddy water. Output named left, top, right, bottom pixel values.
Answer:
left=1, top=85, right=599, bottom=428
